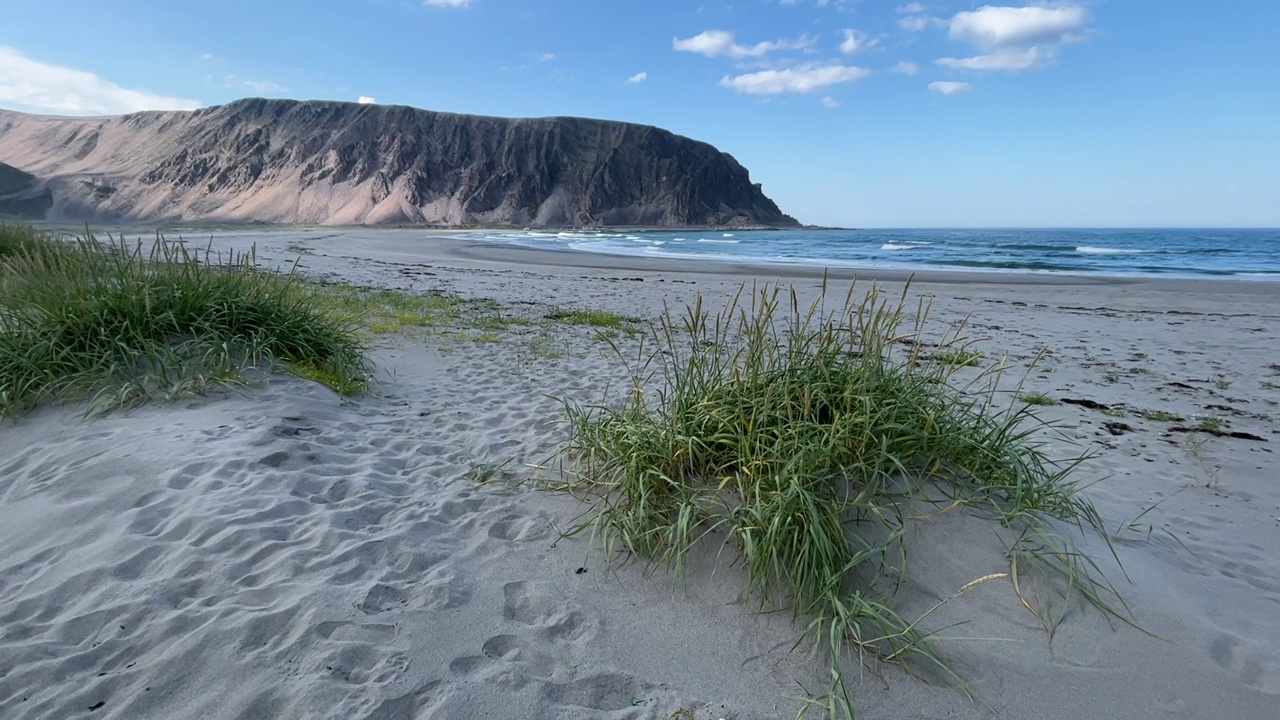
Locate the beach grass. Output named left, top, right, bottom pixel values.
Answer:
left=311, top=282, right=461, bottom=334
left=930, top=347, right=984, bottom=367
left=0, top=224, right=54, bottom=259
left=1017, top=391, right=1059, bottom=406
left=0, top=226, right=368, bottom=417
left=1197, top=415, right=1224, bottom=433
left=545, top=307, right=641, bottom=329
left=561, top=280, right=1125, bottom=718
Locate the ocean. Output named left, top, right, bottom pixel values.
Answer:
left=453, top=228, right=1280, bottom=279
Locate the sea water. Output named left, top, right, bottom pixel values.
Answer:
left=454, top=228, right=1280, bottom=279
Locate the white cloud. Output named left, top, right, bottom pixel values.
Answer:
left=425, top=0, right=473, bottom=6
left=674, top=30, right=812, bottom=59
left=625, top=72, right=648, bottom=84
left=0, top=45, right=201, bottom=115
left=358, top=96, right=377, bottom=104
left=839, top=29, right=878, bottom=55
left=821, top=96, right=841, bottom=108
left=242, top=79, right=287, bottom=93
left=200, top=53, right=214, bottom=61
left=898, top=16, right=931, bottom=32
left=719, top=62, right=869, bottom=94
left=536, top=52, right=555, bottom=63
left=950, top=5, right=1086, bottom=48
left=937, top=46, right=1045, bottom=70
left=929, top=81, right=972, bottom=94
left=938, top=4, right=1087, bottom=71
left=897, top=2, right=926, bottom=12
left=890, top=61, right=920, bottom=75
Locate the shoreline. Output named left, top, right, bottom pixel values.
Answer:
left=432, top=237, right=1280, bottom=290
left=32, top=221, right=1280, bottom=286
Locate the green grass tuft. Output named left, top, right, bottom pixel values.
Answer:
left=930, top=348, right=984, bottom=367
left=312, top=282, right=460, bottom=334
left=1197, top=415, right=1224, bottom=433
left=560, top=280, right=1128, bottom=718
left=1140, top=409, right=1179, bottom=422
left=545, top=307, right=641, bottom=329
left=0, top=226, right=369, bottom=416
left=1017, top=391, right=1058, bottom=406
left=527, top=333, right=566, bottom=360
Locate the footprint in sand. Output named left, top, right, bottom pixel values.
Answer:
left=449, top=633, right=558, bottom=681
left=502, top=580, right=594, bottom=642
left=487, top=512, right=551, bottom=542
left=542, top=672, right=653, bottom=712
left=359, top=680, right=443, bottom=720
left=1208, top=633, right=1279, bottom=693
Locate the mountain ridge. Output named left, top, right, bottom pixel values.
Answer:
left=0, top=98, right=798, bottom=228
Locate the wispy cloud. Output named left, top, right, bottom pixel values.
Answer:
left=720, top=62, right=869, bottom=94
left=199, top=53, right=215, bottom=61
left=425, top=0, right=474, bottom=7
left=358, top=96, right=377, bottom=104
left=839, top=29, right=878, bottom=55
left=898, top=16, right=931, bottom=32
left=897, top=2, right=926, bottom=13
left=242, top=79, right=287, bottom=94
left=821, top=96, right=841, bottom=108
left=625, top=72, right=648, bottom=84
left=674, top=30, right=812, bottom=59
left=938, top=4, right=1087, bottom=71
left=929, top=80, right=971, bottom=94
left=0, top=45, right=200, bottom=115
left=535, top=52, right=555, bottom=63
left=890, top=61, right=920, bottom=75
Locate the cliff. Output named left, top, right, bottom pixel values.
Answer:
left=0, top=98, right=798, bottom=228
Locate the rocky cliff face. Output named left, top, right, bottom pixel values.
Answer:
left=0, top=161, right=52, bottom=219
left=0, top=99, right=797, bottom=227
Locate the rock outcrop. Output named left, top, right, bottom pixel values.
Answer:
left=0, top=161, right=52, bottom=219
left=0, top=98, right=797, bottom=227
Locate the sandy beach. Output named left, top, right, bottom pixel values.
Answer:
left=2, top=228, right=1277, bottom=720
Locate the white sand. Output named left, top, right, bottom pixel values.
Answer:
left=1, top=229, right=1277, bottom=719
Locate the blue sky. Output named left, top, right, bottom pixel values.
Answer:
left=1, top=1, right=1277, bottom=227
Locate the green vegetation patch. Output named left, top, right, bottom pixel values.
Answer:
left=1017, top=391, right=1059, bottom=406
left=561, top=281, right=1128, bottom=718
left=0, top=226, right=368, bottom=417
left=1197, top=415, right=1224, bottom=433
left=312, top=282, right=461, bottom=334
left=930, top=348, right=984, bottom=367
left=545, top=307, right=642, bottom=329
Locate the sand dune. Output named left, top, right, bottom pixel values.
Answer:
left=1, top=230, right=1277, bottom=719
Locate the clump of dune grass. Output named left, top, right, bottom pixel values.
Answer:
left=1017, top=391, right=1058, bottom=406
left=1196, top=415, right=1224, bottom=433
left=0, top=224, right=66, bottom=259
left=561, top=280, right=1128, bottom=718
left=545, top=306, right=641, bottom=329
left=0, top=227, right=368, bottom=417
left=930, top=347, right=984, bottom=367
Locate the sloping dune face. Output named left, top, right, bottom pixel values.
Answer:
left=0, top=98, right=798, bottom=228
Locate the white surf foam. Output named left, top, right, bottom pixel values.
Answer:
left=1076, top=246, right=1145, bottom=254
